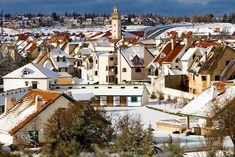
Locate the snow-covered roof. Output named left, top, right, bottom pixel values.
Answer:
left=140, top=39, right=156, bottom=45
left=180, top=47, right=198, bottom=61
left=79, top=48, right=93, bottom=56
left=0, top=88, right=30, bottom=107
left=147, top=48, right=161, bottom=56
left=0, top=89, right=63, bottom=135
left=50, top=49, right=73, bottom=59
left=58, top=72, right=72, bottom=78
left=3, top=63, right=59, bottom=79
left=121, top=45, right=145, bottom=68
left=180, top=82, right=235, bottom=118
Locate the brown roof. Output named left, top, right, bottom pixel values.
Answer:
left=50, top=35, right=69, bottom=43
left=18, top=35, right=29, bottom=41
left=196, top=41, right=218, bottom=48
left=213, top=81, right=235, bottom=93
left=198, top=45, right=230, bottom=73
left=167, top=31, right=178, bottom=39
left=184, top=31, right=193, bottom=39
left=154, top=42, right=185, bottom=64
left=28, top=43, right=37, bottom=53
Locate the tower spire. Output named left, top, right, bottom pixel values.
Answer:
left=111, top=4, right=121, bottom=39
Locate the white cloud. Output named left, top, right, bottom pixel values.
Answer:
left=176, top=0, right=213, bottom=6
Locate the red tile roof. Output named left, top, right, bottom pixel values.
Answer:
left=184, top=31, right=193, bottom=39
left=154, top=42, right=185, bottom=64
left=18, top=35, right=29, bottom=41
left=195, top=41, right=218, bottom=48
left=167, top=31, right=178, bottom=39
left=28, top=43, right=37, bottom=53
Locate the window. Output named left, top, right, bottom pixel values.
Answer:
left=215, top=75, right=220, bottom=81
left=122, top=68, right=127, bottom=72
left=56, top=56, right=60, bottom=62
left=135, top=68, right=141, bottom=73
left=25, top=81, right=29, bottom=86
left=106, top=76, right=109, bottom=82
left=22, top=68, right=30, bottom=75
left=109, top=76, right=115, bottom=82
left=32, top=83, right=37, bottom=89
left=110, top=57, right=114, bottom=61
left=192, top=54, right=196, bottom=60
left=115, top=67, right=118, bottom=74
left=131, top=96, right=138, bottom=102
left=28, top=131, right=39, bottom=142
left=0, top=106, right=4, bottom=114
left=192, top=74, right=195, bottom=80
left=201, top=76, right=207, bottom=81
left=64, top=68, right=68, bottom=72
left=95, top=71, right=98, bottom=76
left=32, top=81, right=38, bottom=89
left=62, top=56, right=66, bottom=62
left=106, top=66, right=109, bottom=71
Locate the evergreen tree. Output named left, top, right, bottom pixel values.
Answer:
left=42, top=101, right=113, bottom=155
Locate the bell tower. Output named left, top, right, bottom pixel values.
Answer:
left=111, top=4, right=121, bottom=39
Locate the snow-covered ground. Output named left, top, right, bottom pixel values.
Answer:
left=105, top=105, right=233, bottom=152
left=105, top=106, right=182, bottom=129
left=146, top=101, right=182, bottom=113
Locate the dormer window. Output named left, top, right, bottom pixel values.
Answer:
left=22, top=68, right=30, bottom=76
left=56, top=56, right=60, bottom=62
left=132, top=55, right=140, bottom=65
left=62, top=56, right=66, bottom=62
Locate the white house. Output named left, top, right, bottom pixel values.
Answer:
left=52, top=84, right=150, bottom=107
left=3, top=63, right=59, bottom=91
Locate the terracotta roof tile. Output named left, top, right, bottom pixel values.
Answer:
left=154, top=42, right=185, bottom=64
left=18, top=35, right=29, bottom=41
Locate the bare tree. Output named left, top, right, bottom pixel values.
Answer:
left=204, top=95, right=235, bottom=155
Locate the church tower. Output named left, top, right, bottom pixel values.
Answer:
left=111, top=4, right=121, bottom=39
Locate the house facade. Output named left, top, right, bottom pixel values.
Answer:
left=188, top=45, right=235, bottom=95
left=0, top=89, right=76, bottom=144
left=3, top=63, right=59, bottom=91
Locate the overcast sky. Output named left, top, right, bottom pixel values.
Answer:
left=0, top=0, right=234, bottom=16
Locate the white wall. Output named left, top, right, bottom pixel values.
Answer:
left=4, top=79, right=50, bottom=91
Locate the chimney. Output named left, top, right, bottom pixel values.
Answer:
left=35, top=95, right=43, bottom=110
left=210, top=85, right=217, bottom=100
left=4, top=97, right=17, bottom=113
left=171, top=38, right=176, bottom=50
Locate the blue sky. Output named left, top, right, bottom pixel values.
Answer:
left=0, top=0, right=234, bottom=16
